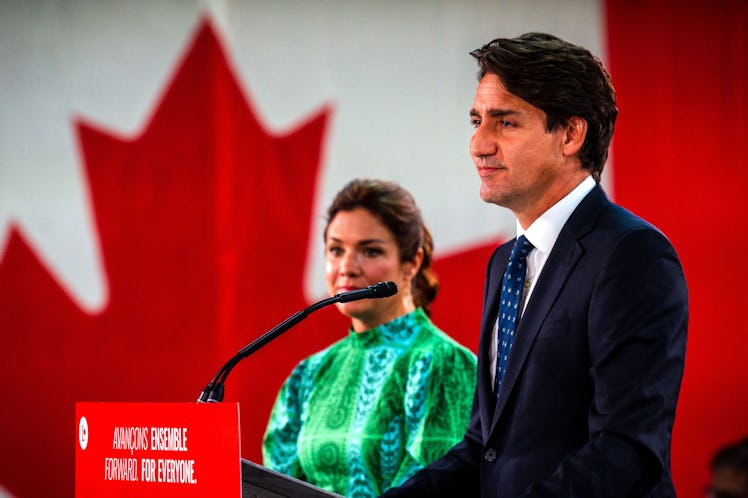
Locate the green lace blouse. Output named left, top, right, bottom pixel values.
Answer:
left=262, top=308, right=476, bottom=497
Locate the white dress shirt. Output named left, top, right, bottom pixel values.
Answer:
left=489, top=175, right=596, bottom=389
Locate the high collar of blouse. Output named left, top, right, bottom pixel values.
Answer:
left=348, top=307, right=428, bottom=349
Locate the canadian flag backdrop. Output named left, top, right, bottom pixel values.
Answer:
left=0, top=1, right=745, bottom=497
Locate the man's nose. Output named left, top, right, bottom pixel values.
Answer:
left=470, top=126, right=497, bottom=158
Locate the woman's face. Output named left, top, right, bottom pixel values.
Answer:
left=325, top=207, right=419, bottom=332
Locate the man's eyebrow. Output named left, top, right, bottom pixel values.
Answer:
left=470, top=108, right=521, bottom=118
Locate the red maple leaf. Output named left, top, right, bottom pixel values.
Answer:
left=0, top=18, right=340, bottom=496
left=0, top=18, right=491, bottom=497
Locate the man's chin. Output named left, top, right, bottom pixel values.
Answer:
left=479, top=185, right=506, bottom=206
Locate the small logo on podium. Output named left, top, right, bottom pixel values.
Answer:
left=78, top=416, right=89, bottom=450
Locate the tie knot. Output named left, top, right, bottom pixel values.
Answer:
left=509, top=235, right=534, bottom=262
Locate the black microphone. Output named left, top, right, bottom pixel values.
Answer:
left=335, top=281, right=398, bottom=302
left=197, top=281, right=398, bottom=403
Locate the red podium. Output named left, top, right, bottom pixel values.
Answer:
left=75, top=402, right=341, bottom=497
left=76, top=402, right=242, bottom=497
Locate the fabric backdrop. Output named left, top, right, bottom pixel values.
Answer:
left=0, top=1, right=745, bottom=497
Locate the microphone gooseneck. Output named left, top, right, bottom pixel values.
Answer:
left=197, top=281, right=398, bottom=403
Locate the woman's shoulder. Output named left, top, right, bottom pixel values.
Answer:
left=411, top=314, right=476, bottom=364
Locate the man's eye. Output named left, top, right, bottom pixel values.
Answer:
left=470, top=118, right=481, bottom=127
left=501, top=120, right=516, bottom=128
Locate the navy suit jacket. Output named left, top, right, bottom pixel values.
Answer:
left=381, top=185, right=688, bottom=497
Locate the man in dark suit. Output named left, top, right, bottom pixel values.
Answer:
left=381, top=32, right=688, bottom=497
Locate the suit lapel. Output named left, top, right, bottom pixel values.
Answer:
left=489, top=185, right=609, bottom=434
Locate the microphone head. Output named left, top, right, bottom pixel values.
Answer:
left=370, top=281, right=398, bottom=298
left=335, top=281, right=398, bottom=303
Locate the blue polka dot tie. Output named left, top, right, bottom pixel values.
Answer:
left=495, top=235, right=534, bottom=393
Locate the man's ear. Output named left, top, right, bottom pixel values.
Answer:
left=563, top=116, right=588, bottom=157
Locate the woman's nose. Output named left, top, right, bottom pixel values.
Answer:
left=339, top=251, right=360, bottom=275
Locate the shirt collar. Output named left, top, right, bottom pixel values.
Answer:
left=517, top=175, right=596, bottom=256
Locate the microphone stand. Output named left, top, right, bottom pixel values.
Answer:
left=197, top=281, right=396, bottom=403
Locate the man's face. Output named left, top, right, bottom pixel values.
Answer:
left=469, top=73, right=581, bottom=226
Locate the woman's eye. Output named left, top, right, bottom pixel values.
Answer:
left=363, top=247, right=383, bottom=257
left=327, top=246, right=343, bottom=256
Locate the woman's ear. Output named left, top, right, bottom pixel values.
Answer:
left=562, top=116, right=588, bottom=157
left=403, top=247, right=424, bottom=283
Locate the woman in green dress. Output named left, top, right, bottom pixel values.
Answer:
left=263, top=179, right=476, bottom=497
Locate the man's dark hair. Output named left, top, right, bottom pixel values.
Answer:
left=712, top=436, right=748, bottom=474
left=470, top=32, right=618, bottom=181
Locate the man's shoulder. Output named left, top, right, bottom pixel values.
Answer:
left=567, top=188, right=681, bottom=266
left=577, top=185, right=666, bottom=239
left=600, top=201, right=661, bottom=234
left=579, top=201, right=684, bottom=276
